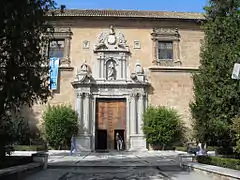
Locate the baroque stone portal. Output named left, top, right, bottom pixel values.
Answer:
left=72, top=26, right=149, bottom=152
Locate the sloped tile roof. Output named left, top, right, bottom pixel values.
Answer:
left=48, top=9, right=205, bottom=20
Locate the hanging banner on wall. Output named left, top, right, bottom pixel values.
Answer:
left=49, top=57, right=60, bottom=90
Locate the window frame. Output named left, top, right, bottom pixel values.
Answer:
left=47, top=27, right=73, bottom=67
left=48, top=39, right=65, bottom=59
left=157, top=41, right=173, bottom=60
left=151, top=28, right=180, bottom=66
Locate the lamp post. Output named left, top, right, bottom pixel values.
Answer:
left=232, top=63, right=240, bottom=80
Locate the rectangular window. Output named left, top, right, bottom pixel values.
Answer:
left=48, top=39, right=65, bottom=58
left=158, top=41, right=173, bottom=60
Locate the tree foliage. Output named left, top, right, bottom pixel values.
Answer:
left=0, top=0, right=55, bottom=157
left=143, top=106, right=185, bottom=149
left=43, top=105, right=78, bottom=150
left=190, top=0, right=240, bottom=146
left=231, top=116, right=240, bottom=153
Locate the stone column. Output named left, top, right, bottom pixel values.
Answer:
left=64, top=38, right=70, bottom=57
left=130, top=93, right=137, bottom=134
left=75, top=92, right=81, bottom=115
left=84, top=93, right=91, bottom=134
left=100, top=59, right=103, bottom=78
left=76, top=92, right=84, bottom=132
left=62, top=37, right=71, bottom=66
left=76, top=92, right=92, bottom=152
left=137, top=94, right=144, bottom=134
left=126, top=97, right=130, bottom=149
left=123, top=60, right=126, bottom=79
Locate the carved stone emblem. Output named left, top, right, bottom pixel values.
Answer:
left=83, top=40, right=90, bottom=49
left=107, top=25, right=116, bottom=45
left=94, top=25, right=129, bottom=52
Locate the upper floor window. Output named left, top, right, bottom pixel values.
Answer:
left=151, top=28, right=181, bottom=66
left=46, top=27, right=72, bottom=67
left=158, top=41, right=173, bottom=60
left=49, top=39, right=65, bottom=59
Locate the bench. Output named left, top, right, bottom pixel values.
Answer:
left=178, top=154, right=195, bottom=168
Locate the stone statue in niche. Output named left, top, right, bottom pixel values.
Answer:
left=107, top=61, right=116, bottom=80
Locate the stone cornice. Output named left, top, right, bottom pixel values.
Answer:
left=59, top=66, right=74, bottom=71
left=71, top=81, right=149, bottom=88
left=149, top=66, right=199, bottom=72
left=47, top=9, right=205, bottom=21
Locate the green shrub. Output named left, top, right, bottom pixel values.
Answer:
left=175, top=146, right=187, bottom=152
left=43, top=104, right=78, bottom=150
left=197, top=156, right=240, bottom=170
left=143, top=106, right=185, bottom=149
left=14, top=145, right=46, bottom=151
left=207, top=146, right=217, bottom=152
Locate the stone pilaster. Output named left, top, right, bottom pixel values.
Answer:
left=76, top=92, right=92, bottom=152
left=60, top=37, right=71, bottom=67
left=126, top=97, right=130, bottom=150
left=130, top=93, right=137, bottom=135
left=84, top=93, right=91, bottom=134
left=129, top=93, right=147, bottom=151
left=75, top=92, right=84, bottom=132
left=137, top=94, right=144, bottom=134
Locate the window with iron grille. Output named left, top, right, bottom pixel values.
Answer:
left=158, top=41, right=173, bottom=60
left=48, top=39, right=65, bottom=59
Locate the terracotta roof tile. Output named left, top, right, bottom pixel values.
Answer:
left=48, top=9, right=205, bottom=20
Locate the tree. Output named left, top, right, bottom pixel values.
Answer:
left=231, top=116, right=240, bottom=153
left=190, top=0, right=240, bottom=147
left=43, top=105, right=78, bottom=150
left=143, top=106, right=185, bottom=149
left=0, top=0, right=55, bottom=158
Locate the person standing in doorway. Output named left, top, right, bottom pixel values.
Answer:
left=116, top=132, right=123, bottom=151
left=70, top=134, right=78, bottom=155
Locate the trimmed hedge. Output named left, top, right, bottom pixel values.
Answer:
left=14, top=145, right=46, bottom=151
left=197, top=156, right=240, bottom=171
left=175, top=146, right=217, bottom=152
left=175, top=146, right=187, bottom=152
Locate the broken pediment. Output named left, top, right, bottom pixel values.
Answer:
left=131, top=62, right=148, bottom=83
left=151, top=28, right=180, bottom=40
left=74, top=62, right=94, bottom=83
left=94, top=25, right=130, bottom=52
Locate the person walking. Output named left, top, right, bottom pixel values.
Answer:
left=70, top=134, right=77, bottom=155
left=116, top=133, right=123, bottom=151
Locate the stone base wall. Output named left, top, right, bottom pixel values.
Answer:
left=183, top=163, right=240, bottom=180
left=76, top=134, right=92, bottom=152
left=129, top=134, right=147, bottom=151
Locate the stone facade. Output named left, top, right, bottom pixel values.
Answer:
left=25, top=9, right=204, bottom=151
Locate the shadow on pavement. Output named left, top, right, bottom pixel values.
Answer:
left=24, top=151, right=209, bottom=180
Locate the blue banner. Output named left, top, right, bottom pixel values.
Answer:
left=49, top=57, right=60, bottom=90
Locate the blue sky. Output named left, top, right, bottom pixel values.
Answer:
left=55, top=0, right=208, bottom=12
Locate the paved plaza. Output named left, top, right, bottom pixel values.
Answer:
left=14, top=151, right=212, bottom=180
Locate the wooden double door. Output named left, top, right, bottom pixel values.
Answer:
left=96, top=98, right=126, bottom=150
